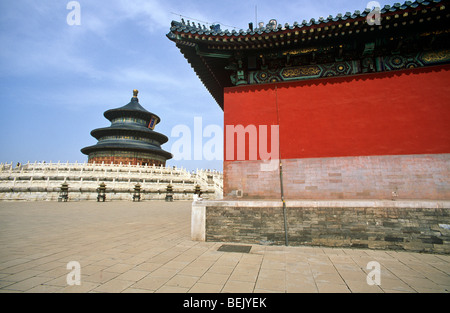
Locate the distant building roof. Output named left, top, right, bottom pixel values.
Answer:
left=81, top=90, right=172, bottom=160
left=104, top=90, right=161, bottom=124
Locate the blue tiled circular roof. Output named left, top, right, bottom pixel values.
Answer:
left=81, top=91, right=172, bottom=160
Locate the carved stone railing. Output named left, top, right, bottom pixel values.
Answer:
left=0, top=161, right=223, bottom=201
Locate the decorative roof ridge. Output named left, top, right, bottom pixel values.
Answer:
left=167, top=0, right=445, bottom=38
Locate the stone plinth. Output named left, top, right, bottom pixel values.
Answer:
left=192, top=200, right=450, bottom=254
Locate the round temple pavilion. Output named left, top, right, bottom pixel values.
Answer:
left=81, top=90, right=172, bottom=166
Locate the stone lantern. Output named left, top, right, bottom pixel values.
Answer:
left=133, top=183, right=141, bottom=202
left=165, top=184, right=174, bottom=202
left=97, top=182, right=106, bottom=202
left=58, top=182, right=69, bottom=202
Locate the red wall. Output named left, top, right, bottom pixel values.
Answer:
left=224, top=65, right=450, bottom=161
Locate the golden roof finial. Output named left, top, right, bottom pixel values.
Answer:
left=133, top=89, right=139, bottom=97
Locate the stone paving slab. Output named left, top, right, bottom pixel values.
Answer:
left=0, top=201, right=449, bottom=293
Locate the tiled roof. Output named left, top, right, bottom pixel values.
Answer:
left=167, top=0, right=448, bottom=109
left=80, top=142, right=173, bottom=159
left=81, top=91, right=172, bottom=159
left=104, top=96, right=161, bottom=125
left=167, top=0, right=445, bottom=41
left=90, top=126, right=169, bottom=144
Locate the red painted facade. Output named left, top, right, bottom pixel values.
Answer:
left=88, top=156, right=165, bottom=166
left=224, top=65, right=450, bottom=162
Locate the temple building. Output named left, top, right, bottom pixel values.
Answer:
left=81, top=90, right=172, bottom=166
left=168, top=1, right=450, bottom=252
left=168, top=0, right=450, bottom=201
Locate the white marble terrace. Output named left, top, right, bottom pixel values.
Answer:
left=0, top=161, right=223, bottom=201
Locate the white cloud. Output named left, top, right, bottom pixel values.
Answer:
left=114, top=0, right=173, bottom=32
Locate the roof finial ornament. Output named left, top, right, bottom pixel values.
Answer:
left=132, top=89, right=139, bottom=102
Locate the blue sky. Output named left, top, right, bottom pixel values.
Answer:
left=0, top=0, right=383, bottom=171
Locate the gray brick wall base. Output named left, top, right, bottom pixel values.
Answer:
left=192, top=200, right=450, bottom=254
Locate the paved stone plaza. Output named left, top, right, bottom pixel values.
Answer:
left=0, top=201, right=449, bottom=293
